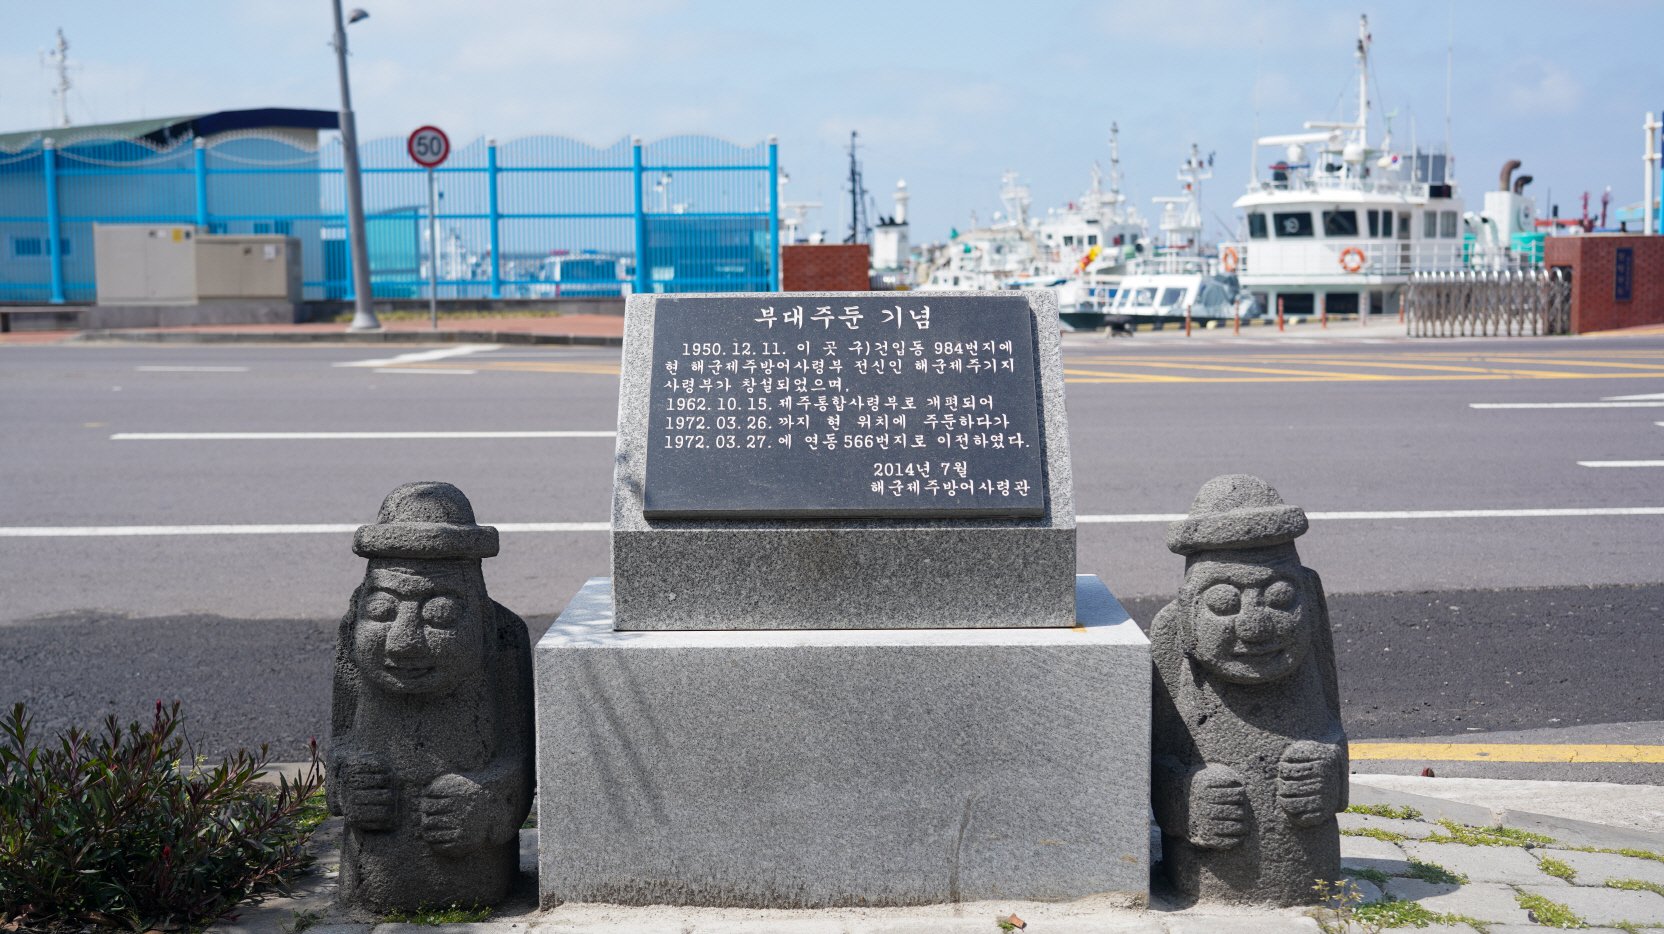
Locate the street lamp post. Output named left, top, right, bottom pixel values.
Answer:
left=331, top=0, right=379, bottom=331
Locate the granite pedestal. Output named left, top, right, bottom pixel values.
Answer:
left=535, top=574, right=1151, bottom=908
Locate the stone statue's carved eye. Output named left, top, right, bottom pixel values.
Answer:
left=1201, top=584, right=1241, bottom=616
left=363, top=591, right=399, bottom=623
left=1265, top=580, right=1298, bottom=610
left=421, top=595, right=462, bottom=628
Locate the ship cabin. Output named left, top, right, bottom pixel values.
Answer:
left=1222, top=142, right=1466, bottom=320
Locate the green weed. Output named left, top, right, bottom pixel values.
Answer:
left=1514, top=891, right=1585, bottom=929
left=1345, top=803, right=1423, bottom=821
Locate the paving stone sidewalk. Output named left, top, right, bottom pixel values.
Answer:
left=209, top=796, right=1664, bottom=934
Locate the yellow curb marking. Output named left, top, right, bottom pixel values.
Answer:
left=1350, top=743, right=1664, bottom=764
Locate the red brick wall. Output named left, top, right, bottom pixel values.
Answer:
left=1544, top=234, right=1664, bottom=334
left=781, top=244, right=870, bottom=292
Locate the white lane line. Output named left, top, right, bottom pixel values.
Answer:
left=11, top=508, right=1661, bottom=538
left=333, top=344, right=500, bottom=368
left=1606, top=392, right=1664, bottom=401
left=371, top=367, right=477, bottom=375
left=1470, top=401, right=1664, bottom=409
left=1080, top=507, right=1664, bottom=522
left=110, top=430, right=616, bottom=441
left=1578, top=461, right=1664, bottom=468
left=0, top=521, right=609, bottom=538
left=135, top=365, right=250, bottom=373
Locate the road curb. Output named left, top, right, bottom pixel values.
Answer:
left=72, top=329, right=624, bottom=347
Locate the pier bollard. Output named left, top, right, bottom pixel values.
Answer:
left=1277, top=297, right=1285, bottom=332
left=1185, top=304, right=1192, bottom=337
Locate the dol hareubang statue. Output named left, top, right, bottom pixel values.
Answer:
left=329, top=482, right=533, bottom=912
left=1150, top=475, right=1348, bottom=906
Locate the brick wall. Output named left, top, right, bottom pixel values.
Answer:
left=1544, top=234, right=1664, bottom=334
left=781, top=244, right=870, bottom=292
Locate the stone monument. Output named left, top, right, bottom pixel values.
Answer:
left=328, top=482, right=534, bottom=913
left=1149, top=475, right=1348, bottom=906
left=537, top=291, right=1152, bottom=907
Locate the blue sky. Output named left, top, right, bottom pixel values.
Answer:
left=3, top=1, right=1658, bottom=241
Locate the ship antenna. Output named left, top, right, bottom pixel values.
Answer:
left=1109, top=122, right=1123, bottom=199
left=1443, top=1, right=1454, bottom=170
left=45, top=28, right=73, bottom=128
left=844, top=131, right=869, bottom=245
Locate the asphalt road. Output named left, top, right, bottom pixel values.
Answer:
left=2, top=329, right=1661, bottom=780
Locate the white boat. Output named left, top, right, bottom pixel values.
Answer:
left=916, top=126, right=1147, bottom=321
left=1219, top=15, right=1471, bottom=320
left=1101, top=144, right=1253, bottom=329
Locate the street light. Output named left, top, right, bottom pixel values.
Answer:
left=331, top=0, right=379, bottom=331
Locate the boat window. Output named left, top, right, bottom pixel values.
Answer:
left=1325, top=292, right=1360, bottom=315
left=1087, top=234, right=1098, bottom=245
left=1382, top=211, right=1394, bottom=237
left=1160, top=288, right=1185, bottom=307
left=1248, top=213, right=1268, bottom=239
left=1273, top=212, right=1314, bottom=238
left=1130, top=287, right=1158, bottom=307
left=1423, top=212, right=1438, bottom=238
left=1440, top=211, right=1459, bottom=238
left=1323, top=210, right=1359, bottom=237
left=1278, top=293, right=1315, bottom=316
left=1063, top=235, right=1075, bottom=247
left=1367, top=210, right=1380, bottom=237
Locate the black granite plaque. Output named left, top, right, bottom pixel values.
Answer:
left=643, top=294, right=1046, bottom=518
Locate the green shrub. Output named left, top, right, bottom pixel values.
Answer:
left=0, top=701, right=325, bottom=932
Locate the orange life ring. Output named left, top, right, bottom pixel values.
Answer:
left=1339, top=246, right=1366, bottom=273
left=1221, top=246, right=1239, bottom=273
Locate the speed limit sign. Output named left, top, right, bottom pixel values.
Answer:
left=407, top=125, right=450, bottom=168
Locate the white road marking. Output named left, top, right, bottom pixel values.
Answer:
left=1079, top=506, right=1664, bottom=523
left=333, top=344, right=500, bottom=368
left=0, top=521, right=609, bottom=538
left=1470, top=401, right=1664, bottom=409
left=8, top=507, right=1660, bottom=538
left=1606, top=392, right=1664, bottom=401
left=135, top=365, right=250, bottom=373
left=1578, top=461, right=1664, bottom=468
left=370, top=367, right=477, bottom=375
left=110, top=430, right=616, bottom=441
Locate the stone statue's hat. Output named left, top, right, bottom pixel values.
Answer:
left=354, top=481, right=500, bottom=559
left=1166, top=474, right=1308, bottom=555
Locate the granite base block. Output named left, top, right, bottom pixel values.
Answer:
left=535, top=574, right=1150, bottom=908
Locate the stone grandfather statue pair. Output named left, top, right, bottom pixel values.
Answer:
left=327, top=475, right=1343, bottom=911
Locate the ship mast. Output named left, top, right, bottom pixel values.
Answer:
left=46, top=28, right=72, bottom=128
left=1354, top=15, right=1371, bottom=153
left=844, top=131, right=870, bottom=245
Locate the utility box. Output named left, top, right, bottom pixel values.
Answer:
left=94, top=225, right=199, bottom=304
left=194, top=236, right=302, bottom=301
left=94, top=225, right=301, bottom=305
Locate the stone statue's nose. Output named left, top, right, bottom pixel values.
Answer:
left=1235, top=603, right=1276, bottom=642
left=384, top=604, right=427, bottom=657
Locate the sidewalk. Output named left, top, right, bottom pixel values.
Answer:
left=220, top=775, right=1664, bottom=934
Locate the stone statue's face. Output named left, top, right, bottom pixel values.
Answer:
left=1185, top=552, right=1314, bottom=684
left=353, top=561, right=485, bottom=695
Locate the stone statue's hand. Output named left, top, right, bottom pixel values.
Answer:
left=419, top=772, right=491, bottom=856
left=337, top=753, right=395, bottom=831
left=1188, top=764, right=1249, bottom=849
left=1278, top=740, right=1341, bottom=828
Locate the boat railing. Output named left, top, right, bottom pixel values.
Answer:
left=1243, top=175, right=1433, bottom=198
left=1219, top=238, right=1539, bottom=278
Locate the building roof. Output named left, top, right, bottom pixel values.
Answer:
left=0, top=107, right=339, bottom=153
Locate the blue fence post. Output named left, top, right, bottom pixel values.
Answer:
left=193, top=139, right=209, bottom=230
left=632, top=137, right=648, bottom=295
left=42, top=138, right=65, bottom=305
left=767, top=135, right=781, bottom=291
left=487, top=137, right=502, bottom=299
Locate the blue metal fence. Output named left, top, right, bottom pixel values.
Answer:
left=0, top=131, right=780, bottom=303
